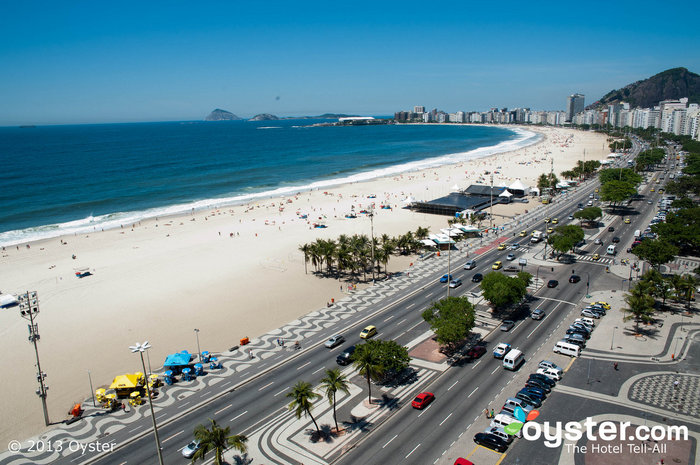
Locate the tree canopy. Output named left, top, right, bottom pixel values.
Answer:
left=652, top=207, right=700, bottom=256
left=422, top=296, right=476, bottom=349
left=598, top=168, right=642, bottom=186
left=631, top=239, right=679, bottom=269
left=600, top=180, right=637, bottom=207
left=480, top=271, right=531, bottom=309
left=573, top=206, right=603, bottom=226
left=547, top=224, right=585, bottom=257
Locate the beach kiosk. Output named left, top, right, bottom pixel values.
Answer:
left=109, top=372, right=145, bottom=398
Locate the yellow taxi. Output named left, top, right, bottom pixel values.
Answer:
left=492, top=261, right=503, bottom=270
left=552, top=218, right=559, bottom=224
left=595, top=188, right=599, bottom=193
left=593, top=301, right=611, bottom=310
left=592, top=253, right=600, bottom=261
left=650, top=187, right=655, bottom=192
left=519, top=230, right=527, bottom=237
left=546, top=227, right=554, bottom=234
left=624, top=218, right=631, bottom=224
left=655, top=179, right=660, bottom=184
left=360, top=325, right=377, bottom=339
left=498, top=243, right=507, bottom=251
left=544, top=217, right=551, bottom=223
left=541, top=198, right=549, bottom=204
left=658, top=188, right=665, bottom=193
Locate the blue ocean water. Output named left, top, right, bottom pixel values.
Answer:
left=0, top=120, right=537, bottom=245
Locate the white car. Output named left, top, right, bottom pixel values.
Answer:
left=182, top=440, right=201, bottom=459
left=537, top=367, right=562, bottom=381
left=324, top=334, right=345, bottom=349
left=463, top=260, right=476, bottom=270
left=493, top=343, right=511, bottom=359
left=538, top=361, right=563, bottom=373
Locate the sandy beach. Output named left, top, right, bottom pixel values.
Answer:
left=0, top=125, right=609, bottom=444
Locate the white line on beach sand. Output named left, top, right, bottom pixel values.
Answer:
left=297, top=361, right=311, bottom=370
left=258, top=382, right=274, bottom=391
left=383, top=434, right=398, bottom=448
left=230, top=410, right=248, bottom=422
left=468, top=386, right=478, bottom=398
left=162, top=430, right=184, bottom=443
left=215, top=404, right=233, bottom=415
left=273, top=387, right=289, bottom=397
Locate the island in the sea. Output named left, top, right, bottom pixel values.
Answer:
left=204, top=108, right=243, bottom=121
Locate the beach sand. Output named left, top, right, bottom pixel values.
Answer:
left=0, top=126, right=609, bottom=444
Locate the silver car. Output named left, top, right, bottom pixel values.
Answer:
left=182, top=440, right=201, bottom=459
left=324, top=334, right=345, bottom=349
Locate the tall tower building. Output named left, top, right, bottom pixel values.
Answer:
left=566, top=94, right=585, bottom=122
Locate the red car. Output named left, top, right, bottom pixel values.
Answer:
left=466, top=345, right=487, bottom=359
left=411, top=392, right=435, bottom=409
left=454, top=459, right=475, bottom=465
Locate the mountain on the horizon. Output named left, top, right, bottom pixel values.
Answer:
left=590, top=67, right=700, bottom=109
left=204, top=109, right=243, bottom=121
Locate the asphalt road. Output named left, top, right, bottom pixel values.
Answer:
left=59, top=138, right=658, bottom=465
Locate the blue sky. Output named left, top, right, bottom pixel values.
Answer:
left=1, top=0, right=699, bottom=125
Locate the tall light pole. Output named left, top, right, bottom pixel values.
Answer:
left=489, top=173, right=494, bottom=232
left=194, top=328, right=202, bottom=363
left=446, top=235, right=452, bottom=298
left=17, top=291, right=50, bottom=426
left=611, top=326, right=618, bottom=350
left=368, top=206, right=376, bottom=283
left=585, top=272, right=591, bottom=298
left=129, top=341, right=164, bottom=465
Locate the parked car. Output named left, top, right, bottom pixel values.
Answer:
left=547, top=279, right=559, bottom=288
left=324, top=334, right=345, bottom=349
left=566, top=328, right=590, bottom=339
left=525, top=379, right=551, bottom=393
left=515, top=391, right=542, bottom=408
left=529, top=373, right=556, bottom=387
left=411, top=392, right=435, bottom=409
left=336, top=345, right=356, bottom=365
left=440, top=274, right=453, bottom=283
left=464, top=260, right=476, bottom=270
left=493, top=343, right=511, bottom=359
left=466, top=345, right=487, bottom=359
left=592, top=301, right=611, bottom=310
left=500, top=320, right=515, bottom=332
left=531, top=308, right=545, bottom=320
left=472, top=273, right=483, bottom=283
left=536, top=367, right=562, bottom=381
left=449, top=279, right=462, bottom=288
left=581, top=309, right=600, bottom=319
left=538, top=361, right=562, bottom=373
left=359, top=325, right=377, bottom=339
left=473, top=433, right=508, bottom=452
left=484, top=427, right=514, bottom=443
left=521, top=386, right=547, bottom=400
left=569, top=275, right=581, bottom=283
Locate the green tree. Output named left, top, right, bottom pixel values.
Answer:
left=191, top=419, right=248, bottom=465
left=547, top=225, right=584, bottom=258
left=351, top=342, right=384, bottom=404
left=600, top=180, right=637, bottom=210
left=573, top=207, right=603, bottom=227
left=598, top=168, right=642, bottom=186
left=320, top=368, right=350, bottom=433
left=678, top=274, right=699, bottom=309
left=370, top=339, right=411, bottom=379
left=622, top=284, right=656, bottom=333
left=299, top=243, right=311, bottom=274
left=286, top=381, right=322, bottom=436
left=480, top=272, right=530, bottom=309
left=631, top=239, right=679, bottom=269
left=422, top=296, right=476, bottom=350
left=652, top=207, right=700, bottom=255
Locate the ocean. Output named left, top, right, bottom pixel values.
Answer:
left=0, top=120, right=538, bottom=246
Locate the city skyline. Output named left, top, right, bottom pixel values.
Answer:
left=1, top=0, right=699, bottom=125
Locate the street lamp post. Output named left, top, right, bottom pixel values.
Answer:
left=129, top=342, right=164, bottom=465
left=611, top=326, right=618, bottom=350
left=446, top=237, right=452, bottom=298
left=368, top=206, right=376, bottom=283
left=585, top=272, right=590, bottom=298
left=194, top=328, right=202, bottom=363
left=17, top=291, right=50, bottom=426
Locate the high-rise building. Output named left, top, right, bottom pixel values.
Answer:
left=414, top=106, right=425, bottom=114
left=566, top=93, right=585, bottom=122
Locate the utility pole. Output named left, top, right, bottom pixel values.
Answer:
left=18, top=291, right=50, bottom=426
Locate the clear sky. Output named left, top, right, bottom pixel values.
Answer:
left=1, top=0, right=699, bottom=125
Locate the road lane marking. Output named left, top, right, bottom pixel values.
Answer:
left=258, top=382, right=274, bottom=391
left=215, top=404, right=233, bottom=415
left=296, top=361, right=311, bottom=370
left=383, top=434, right=398, bottom=448
left=439, top=412, right=453, bottom=426
left=468, top=386, right=478, bottom=398
left=472, top=359, right=482, bottom=369
left=177, top=401, right=190, bottom=409
left=127, top=425, right=143, bottom=433
left=407, top=321, right=422, bottom=331
left=162, top=430, right=184, bottom=443
left=491, top=366, right=499, bottom=375
left=274, top=387, right=289, bottom=397
left=398, top=318, right=407, bottom=325
left=407, top=303, right=416, bottom=309
left=405, top=444, right=421, bottom=458
left=230, top=410, right=248, bottom=422
left=220, top=380, right=231, bottom=388
left=447, top=380, right=459, bottom=391
left=312, top=366, right=325, bottom=374
left=417, top=404, right=432, bottom=417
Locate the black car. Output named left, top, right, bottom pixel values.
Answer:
left=608, top=226, right=615, bottom=232
left=570, top=324, right=591, bottom=335
left=335, top=345, right=356, bottom=365
left=472, top=273, right=483, bottom=283
left=565, top=336, right=586, bottom=348
left=569, top=275, right=580, bottom=283
left=525, top=378, right=551, bottom=393
left=522, top=386, right=547, bottom=399
left=529, top=373, right=556, bottom=386
left=515, top=391, right=542, bottom=407
left=566, top=328, right=590, bottom=339
left=473, top=433, right=508, bottom=452
left=612, top=236, right=620, bottom=243
left=547, top=279, right=559, bottom=288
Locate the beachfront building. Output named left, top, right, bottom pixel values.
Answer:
left=566, top=93, right=585, bottom=122
left=410, top=184, right=510, bottom=217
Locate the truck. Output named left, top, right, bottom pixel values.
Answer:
left=530, top=230, right=544, bottom=243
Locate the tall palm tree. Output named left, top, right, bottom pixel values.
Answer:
left=320, top=368, right=350, bottom=432
left=415, top=226, right=430, bottom=240
left=299, top=243, right=311, bottom=274
left=286, top=381, right=322, bottom=435
left=191, top=419, right=247, bottom=465
left=352, top=343, right=384, bottom=404
left=380, top=241, right=396, bottom=275
left=679, top=274, right=698, bottom=309
left=623, top=287, right=655, bottom=333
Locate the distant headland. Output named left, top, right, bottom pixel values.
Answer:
left=204, top=109, right=363, bottom=122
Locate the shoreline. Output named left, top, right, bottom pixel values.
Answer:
left=0, top=126, right=609, bottom=445
left=0, top=125, right=536, bottom=248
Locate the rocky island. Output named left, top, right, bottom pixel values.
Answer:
left=204, top=109, right=242, bottom=121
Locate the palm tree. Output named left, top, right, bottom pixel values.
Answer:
left=299, top=243, right=311, bottom=274
left=286, top=381, right=322, bottom=436
left=414, top=226, right=430, bottom=240
left=679, top=274, right=698, bottom=309
left=379, top=241, right=396, bottom=275
left=623, top=285, right=655, bottom=333
left=320, top=368, right=350, bottom=432
left=352, top=343, right=384, bottom=404
left=191, top=419, right=247, bottom=465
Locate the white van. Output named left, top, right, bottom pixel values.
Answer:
left=553, top=340, right=581, bottom=357
left=634, top=230, right=641, bottom=238
left=606, top=244, right=616, bottom=255
left=503, top=349, right=525, bottom=370
left=491, top=413, right=520, bottom=430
